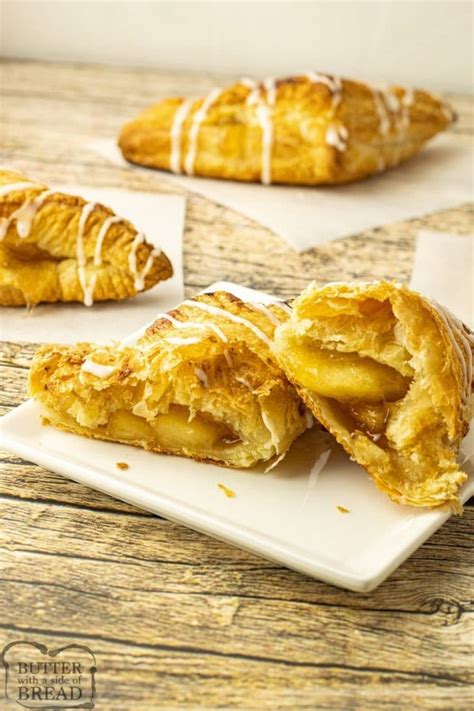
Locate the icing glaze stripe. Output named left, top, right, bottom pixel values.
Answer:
left=170, top=98, right=194, bottom=174
left=181, top=299, right=274, bottom=349
left=94, top=215, right=122, bottom=266
left=76, top=202, right=97, bottom=306
left=184, top=88, right=222, bottom=176
left=155, top=312, right=229, bottom=343
left=0, top=181, right=42, bottom=197
left=249, top=302, right=284, bottom=327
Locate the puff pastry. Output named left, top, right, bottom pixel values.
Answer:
left=274, top=281, right=473, bottom=510
left=29, top=291, right=308, bottom=468
left=0, top=170, right=173, bottom=306
left=119, top=73, right=454, bottom=186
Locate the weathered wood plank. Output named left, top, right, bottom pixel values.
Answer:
left=1, top=60, right=473, bottom=710
left=0, top=626, right=470, bottom=711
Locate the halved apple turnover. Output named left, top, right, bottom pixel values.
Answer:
left=119, top=73, right=454, bottom=185
left=274, top=281, right=473, bottom=510
left=29, top=292, right=308, bottom=468
left=0, top=170, right=173, bottom=306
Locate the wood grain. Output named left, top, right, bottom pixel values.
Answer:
left=0, top=60, right=473, bottom=710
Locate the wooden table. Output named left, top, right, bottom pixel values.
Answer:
left=1, top=60, right=473, bottom=710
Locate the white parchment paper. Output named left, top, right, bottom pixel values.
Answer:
left=410, top=230, right=473, bottom=327
left=91, top=135, right=473, bottom=251
left=0, top=185, right=186, bottom=344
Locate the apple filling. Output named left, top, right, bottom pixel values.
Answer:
left=290, top=340, right=412, bottom=442
left=106, top=405, right=241, bottom=454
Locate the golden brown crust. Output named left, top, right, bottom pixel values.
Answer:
left=274, top=281, right=473, bottom=510
left=29, top=291, right=308, bottom=468
left=0, top=169, right=173, bottom=306
left=118, top=73, right=453, bottom=186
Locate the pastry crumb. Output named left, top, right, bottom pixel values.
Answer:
left=116, top=462, right=129, bottom=470
left=337, top=505, right=350, bottom=514
left=218, top=483, right=236, bottom=498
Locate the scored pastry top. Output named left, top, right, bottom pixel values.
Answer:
left=119, top=72, right=454, bottom=186
left=29, top=291, right=308, bottom=468
left=0, top=169, right=173, bottom=306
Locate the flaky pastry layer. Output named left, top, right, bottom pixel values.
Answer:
left=29, top=291, right=308, bottom=468
left=274, top=281, right=473, bottom=510
left=0, top=169, right=173, bottom=306
left=119, top=73, right=454, bottom=186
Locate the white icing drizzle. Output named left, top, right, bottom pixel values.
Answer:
left=305, top=409, right=314, bottom=429
left=325, top=124, right=349, bottom=152
left=249, top=302, right=283, bottom=327
left=224, top=350, right=233, bottom=367
left=181, top=299, right=274, bottom=349
left=76, top=202, right=97, bottom=307
left=305, top=72, right=347, bottom=152
left=9, top=189, right=55, bottom=238
left=155, top=312, right=229, bottom=343
left=399, top=88, right=415, bottom=131
left=163, top=336, right=202, bottom=346
left=371, top=89, right=391, bottom=135
left=195, top=367, right=209, bottom=388
left=235, top=375, right=252, bottom=389
left=258, top=78, right=277, bottom=185
left=184, top=87, right=222, bottom=176
left=246, top=78, right=277, bottom=185
left=0, top=181, right=41, bottom=197
left=170, top=98, right=194, bottom=174
left=0, top=184, right=51, bottom=241
left=128, top=234, right=161, bottom=292
left=264, top=450, right=287, bottom=473
left=81, top=359, right=116, bottom=378
left=261, top=408, right=281, bottom=453
left=383, top=89, right=400, bottom=113
left=307, top=449, right=332, bottom=490
left=240, top=77, right=257, bottom=89
left=0, top=178, right=152, bottom=306
left=305, top=72, right=343, bottom=111
left=430, top=301, right=473, bottom=404
left=273, top=301, right=292, bottom=316
left=94, top=215, right=122, bottom=266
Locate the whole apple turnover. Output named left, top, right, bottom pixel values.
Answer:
left=0, top=170, right=173, bottom=306
left=119, top=73, right=454, bottom=186
left=274, top=281, right=473, bottom=510
left=29, top=292, right=308, bottom=468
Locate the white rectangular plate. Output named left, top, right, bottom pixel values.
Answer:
left=1, top=282, right=473, bottom=592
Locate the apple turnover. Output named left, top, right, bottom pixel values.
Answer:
left=119, top=73, right=454, bottom=185
left=29, top=291, right=308, bottom=468
left=0, top=170, right=173, bottom=306
left=274, top=281, right=473, bottom=510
